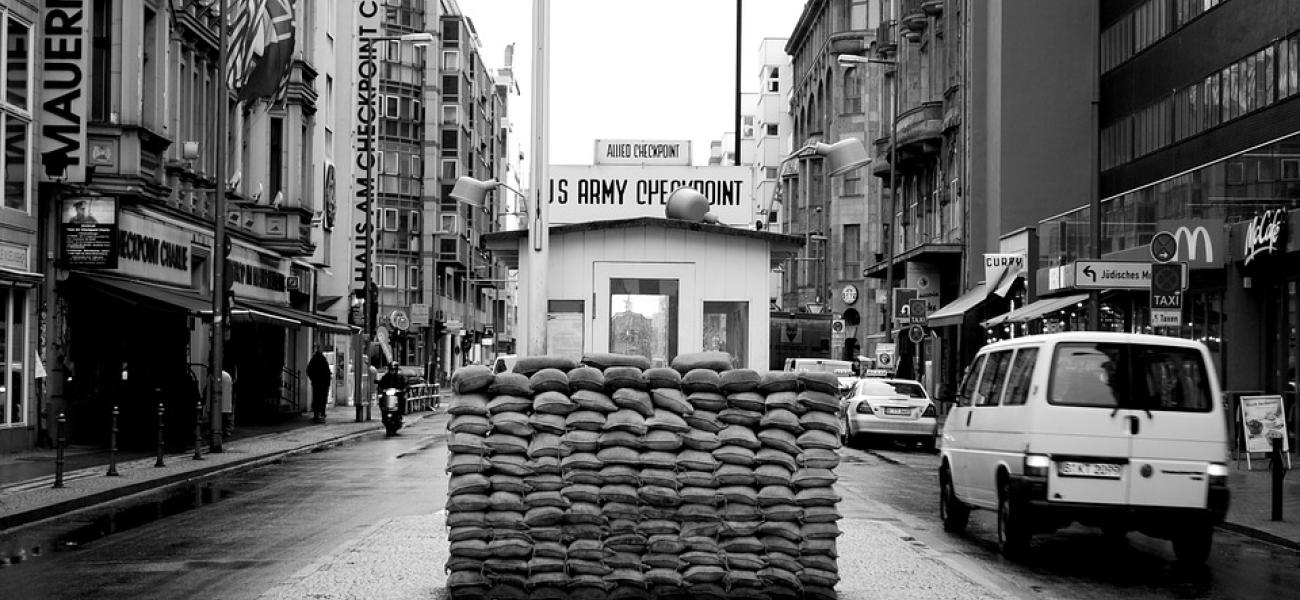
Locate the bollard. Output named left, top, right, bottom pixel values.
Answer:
left=193, top=400, right=204, bottom=460
left=1272, top=435, right=1284, bottom=521
left=53, top=412, right=67, bottom=488
left=155, top=403, right=166, bottom=468
left=107, top=406, right=120, bottom=476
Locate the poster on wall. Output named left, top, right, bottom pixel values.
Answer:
left=61, top=197, right=117, bottom=268
left=545, top=312, right=584, bottom=362
left=1241, top=395, right=1290, bottom=454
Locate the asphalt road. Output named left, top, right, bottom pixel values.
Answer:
left=4, top=417, right=1300, bottom=599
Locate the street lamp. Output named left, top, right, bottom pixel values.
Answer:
left=839, top=52, right=899, bottom=342
left=450, top=176, right=537, bottom=250
left=763, top=138, right=871, bottom=223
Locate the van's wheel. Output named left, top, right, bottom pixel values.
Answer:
left=997, top=480, right=1031, bottom=558
left=1171, top=524, right=1213, bottom=565
left=939, top=466, right=969, bottom=533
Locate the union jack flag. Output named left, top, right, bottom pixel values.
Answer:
left=225, top=0, right=296, bottom=102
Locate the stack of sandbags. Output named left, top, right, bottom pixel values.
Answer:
left=444, top=352, right=843, bottom=600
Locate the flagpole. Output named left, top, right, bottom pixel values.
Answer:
left=211, top=0, right=230, bottom=453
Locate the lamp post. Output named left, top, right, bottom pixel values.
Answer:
left=352, top=32, right=433, bottom=417
left=210, top=0, right=230, bottom=453
left=839, top=52, right=899, bottom=342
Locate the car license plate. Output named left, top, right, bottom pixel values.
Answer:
left=884, top=407, right=911, bottom=416
left=1058, top=461, right=1122, bottom=478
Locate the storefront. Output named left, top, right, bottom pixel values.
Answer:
left=484, top=217, right=801, bottom=369
left=0, top=243, right=44, bottom=453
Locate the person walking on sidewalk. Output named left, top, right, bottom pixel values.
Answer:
left=220, top=369, right=234, bottom=438
left=307, top=347, right=331, bottom=423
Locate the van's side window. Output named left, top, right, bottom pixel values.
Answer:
left=956, top=355, right=985, bottom=407
left=1003, top=348, right=1039, bottom=406
left=974, top=351, right=1012, bottom=406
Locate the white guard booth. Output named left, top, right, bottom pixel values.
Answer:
left=484, top=217, right=803, bottom=370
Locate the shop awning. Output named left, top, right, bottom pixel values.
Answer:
left=982, top=293, right=1089, bottom=328
left=235, top=298, right=356, bottom=334
left=74, top=272, right=212, bottom=315
left=926, top=283, right=990, bottom=328
left=0, top=267, right=43, bottom=288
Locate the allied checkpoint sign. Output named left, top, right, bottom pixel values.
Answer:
left=548, top=165, right=755, bottom=227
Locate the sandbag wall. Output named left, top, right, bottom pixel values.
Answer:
left=443, top=355, right=844, bottom=600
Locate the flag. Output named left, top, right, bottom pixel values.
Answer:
left=226, top=0, right=296, bottom=102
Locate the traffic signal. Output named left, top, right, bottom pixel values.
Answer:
left=221, top=237, right=234, bottom=325
left=434, top=319, right=446, bottom=339
left=366, top=279, right=379, bottom=332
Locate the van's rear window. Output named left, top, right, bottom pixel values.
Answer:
left=1048, top=343, right=1212, bottom=412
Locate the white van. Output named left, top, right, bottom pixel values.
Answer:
left=938, top=332, right=1230, bottom=564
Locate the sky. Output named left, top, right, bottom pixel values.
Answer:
left=464, top=0, right=808, bottom=171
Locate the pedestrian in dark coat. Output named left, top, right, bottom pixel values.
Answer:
left=307, top=347, right=332, bottom=423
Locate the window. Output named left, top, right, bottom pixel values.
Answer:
left=2, top=114, right=28, bottom=211
left=0, top=288, right=25, bottom=426
left=842, top=224, right=861, bottom=274
left=412, top=99, right=422, bottom=122
left=842, top=66, right=862, bottom=113
left=441, top=159, right=458, bottom=180
left=5, top=17, right=29, bottom=110
left=409, top=210, right=421, bottom=233
left=268, top=116, right=284, bottom=197
left=440, top=214, right=459, bottom=234
left=385, top=151, right=400, bottom=175
left=442, top=104, right=459, bottom=125
left=409, top=266, right=420, bottom=290
left=765, top=123, right=779, bottom=137
left=1048, top=343, right=1211, bottom=412
left=410, top=155, right=421, bottom=178
left=974, top=350, right=1012, bottom=406
left=382, top=208, right=398, bottom=231
left=387, top=40, right=400, bottom=61
left=442, top=19, right=460, bottom=43
left=1003, top=348, right=1039, bottom=406
left=381, top=264, right=398, bottom=288
left=91, top=0, right=111, bottom=120
left=956, top=355, right=986, bottom=407
left=843, top=168, right=862, bottom=195
left=766, top=79, right=779, bottom=93
left=703, top=301, right=748, bottom=368
left=385, top=95, right=399, bottom=118
left=442, top=50, right=460, bottom=70
left=764, top=167, right=778, bottom=179
left=442, top=75, right=459, bottom=99
left=610, top=278, right=678, bottom=367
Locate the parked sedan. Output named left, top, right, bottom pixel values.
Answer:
left=841, top=378, right=938, bottom=451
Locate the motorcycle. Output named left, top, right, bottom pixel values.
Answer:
left=380, top=387, right=404, bottom=436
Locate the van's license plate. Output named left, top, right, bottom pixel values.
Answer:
left=1058, top=461, right=1122, bottom=478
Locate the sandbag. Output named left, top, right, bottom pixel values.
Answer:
left=636, top=518, right=681, bottom=536
left=561, top=483, right=602, bottom=504
left=683, top=409, right=724, bottom=433
left=650, top=388, right=694, bottom=415
left=448, top=414, right=491, bottom=435
left=683, top=536, right=721, bottom=554
left=720, top=535, right=765, bottom=554
left=646, top=408, right=690, bottom=433
left=755, top=463, right=794, bottom=486
left=596, top=446, right=640, bottom=466
left=799, top=410, right=841, bottom=434
left=607, top=568, right=645, bottom=588
left=799, top=569, right=840, bottom=588
left=560, top=451, right=602, bottom=471
left=582, top=352, right=652, bottom=370
left=680, top=486, right=719, bottom=505
left=530, top=413, right=567, bottom=435
left=802, top=506, right=843, bottom=523
left=533, top=390, right=576, bottom=415
left=797, top=389, right=840, bottom=413
left=682, top=429, right=721, bottom=451
left=564, top=501, right=606, bottom=526
left=718, top=485, right=758, bottom=505
left=797, top=372, right=840, bottom=396
left=563, top=469, right=603, bottom=486
left=490, top=411, right=533, bottom=437
left=451, top=365, right=493, bottom=393
left=716, top=464, right=757, bottom=486
left=760, top=566, right=801, bottom=590
left=644, top=568, right=685, bottom=587
left=446, top=453, right=490, bottom=475
left=527, top=433, right=563, bottom=458
left=763, top=504, right=805, bottom=524
left=524, top=474, right=564, bottom=492
left=644, top=367, right=683, bottom=389
left=802, top=522, right=842, bottom=540
left=600, top=484, right=640, bottom=504
left=758, top=428, right=802, bottom=455
left=448, top=525, right=492, bottom=542
left=448, top=393, right=489, bottom=416
left=727, top=391, right=766, bottom=411
left=606, top=551, right=643, bottom=570
left=765, top=552, right=802, bottom=574
left=524, top=490, right=569, bottom=508
left=720, top=368, right=761, bottom=394
left=643, top=429, right=683, bottom=451
left=611, top=388, right=654, bottom=417
left=526, top=367, right=571, bottom=393
left=761, top=533, right=802, bottom=554
left=598, top=430, right=643, bottom=449
left=568, top=366, right=606, bottom=393
left=447, top=511, right=487, bottom=528
left=568, top=539, right=610, bottom=561
left=602, top=503, right=642, bottom=521
left=682, top=369, right=723, bottom=395
left=798, top=448, right=841, bottom=469
left=565, top=409, right=607, bottom=431
left=604, top=366, right=648, bottom=393
left=683, top=565, right=727, bottom=584
left=718, top=408, right=763, bottom=427
left=485, top=510, right=525, bottom=529
left=793, top=467, right=838, bottom=489
left=756, top=448, right=799, bottom=471
left=639, top=468, right=677, bottom=489
left=759, top=371, right=801, bottom=394
left=596, top=464, right=637, bottom=485
left=760, top=409, right=804, bottom=433
left=760, top=521, right=804, bottom=543
left=489, top=474, right=528, bottom=494
left=449, top=473, right=491, bottom=496
left=489, top=372, right=533, bottom=397
left=646, top=534, right=687, bottom=555
left=757, top=485, right=796, bottom=506
left=447, top=567, right=491, bottom=587
left=765, top=391, right=806, bottom=414
left=712, top=445, right=757, bottom=466
left=678, top=470, right=720, bottom=488
left=572, top=389, right=617, bottom=413
left=562, top=431, right=601, bottom=453
left=686, top=391, right=728, bottom=412
left=726, top=553, right=765, bottom=571
left=487, top=537, right=532, bottom=558
left=677, top=449, right=720, bottom=472
left=605, top=532, right=648, bottom=553
left=490, top=454, right=532, bottom=476
left=671, top=351, right=734, bottom=374
left=487, top=395, right=533, bottom=416
left=640, top=451, right=677, bottom=470
left=795, top=488, right=842, bottom=507
left=528, top=555, right=566, bottom=573
left=515, top=356, right=579, bottom=376
left=797, top=429, right=841, bottom=451
left=526, top=456, right=560, bottom=475
left=446, top=493, right=490, bottom=511
left=568, top=558, right=612, bottom=577
left=718, top=426, right=761, bottom=450
left=484, top=432, right=528, bottom=454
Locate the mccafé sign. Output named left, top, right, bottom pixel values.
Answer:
left=1243, top=209, right=1287, bottom=266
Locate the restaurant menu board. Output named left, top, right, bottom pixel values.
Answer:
left=1241, top=395, right=1290, bottom=453
left=61, top=197, right=117, bottom=268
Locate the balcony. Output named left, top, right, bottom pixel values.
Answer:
left=921, top=0, right=945, bottom=16
left=875, top=19, right=897, bottom=57
left=896, top=101, right=943, bottom=153
left=871, top=136, right=892, bottom=178
left=436, top=234, right=470, bottom=267
left=901, top=0, right=927, bottom=40
left=829, top=31, right=867, bottom=57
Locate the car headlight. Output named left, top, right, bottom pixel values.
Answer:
left=1024, top=453, right=1051, bottom=478
left=1207, top=462, right=1228, bottom=486
left=856, top=402, right=875, bottom=415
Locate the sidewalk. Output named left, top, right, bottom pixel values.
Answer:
left=0, top=406, right=439, bottom=565
left=1222, top=455, right=1300, bottom=550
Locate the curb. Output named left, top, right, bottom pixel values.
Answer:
left=1217, top=520, right=1300, bottom=552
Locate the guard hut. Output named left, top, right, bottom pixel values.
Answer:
left=482, top=195, right=803, bottom=370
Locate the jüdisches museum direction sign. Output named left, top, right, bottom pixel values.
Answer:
left=548, top=165, right=754, bottom=227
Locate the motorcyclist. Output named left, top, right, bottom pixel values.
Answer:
left=377, top=362, right=408, bottom=413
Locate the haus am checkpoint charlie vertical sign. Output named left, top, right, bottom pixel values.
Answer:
left=548, top=165, right=755, bottom=227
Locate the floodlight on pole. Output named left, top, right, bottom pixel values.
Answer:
left=450, top=176, right=539, bottom=251
left=763, top=137, right=871, bottom=219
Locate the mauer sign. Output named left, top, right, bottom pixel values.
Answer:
left=40, top=0, right=89, bottom=182
left=548, top=165, right=754, bottom=226
left=594, top=140, right=692, bottom=166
